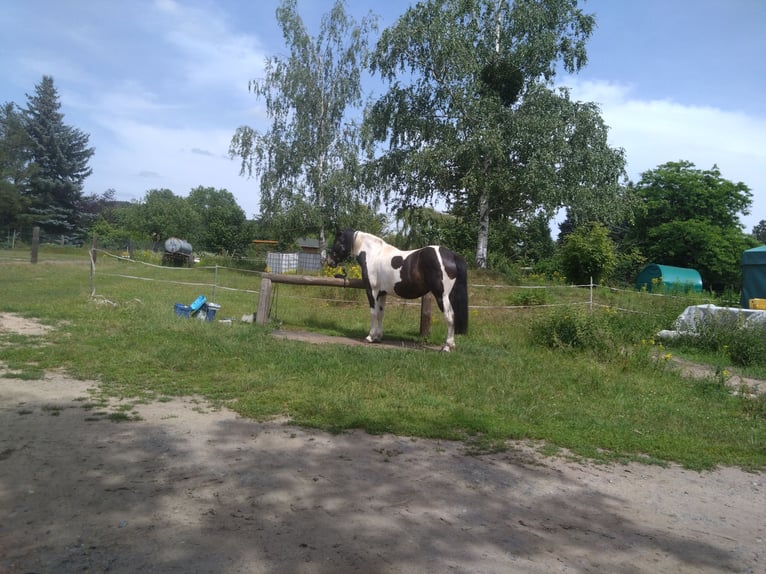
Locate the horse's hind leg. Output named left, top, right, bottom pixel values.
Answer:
left=441, top=296, right=456, bottom=352
left=366, top=292, right=386, bottom=343
left=432, top=291, right=456, bottom=352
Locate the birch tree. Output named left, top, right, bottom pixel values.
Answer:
left=366, top=0, right=627, bottom=268
left=230, top=0, right=376, bottom=252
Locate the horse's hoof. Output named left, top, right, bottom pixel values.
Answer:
left=441, top=345, right=452, bottom=352
left=365, top=336, right=380, bottom=344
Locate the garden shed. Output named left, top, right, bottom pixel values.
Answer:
left=636, top=263, right=703, bottom=293
left=740, top=245, right=766, bottom=308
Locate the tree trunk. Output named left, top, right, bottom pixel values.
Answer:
left=473, top=0, right=502, bottom=271
left=319, top=226, right=326, bottom=260
left=475, top=189, right=489, bottom=269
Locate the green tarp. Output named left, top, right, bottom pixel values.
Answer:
left=740, top=245, right=766, bottom=308
left=636, top=264, right=703, bottom=293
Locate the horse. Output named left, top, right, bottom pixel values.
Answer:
left=327, top=229, right=468, bottom=351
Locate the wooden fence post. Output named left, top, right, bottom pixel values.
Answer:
left=30, top=226, right=39, bottom=264
left=256, top=276, right=273, bottom=325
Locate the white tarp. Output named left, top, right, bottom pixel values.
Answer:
left=658, top=304, right=766, bottom=339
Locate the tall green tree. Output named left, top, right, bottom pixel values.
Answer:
left=187, top=186, right=249, bottom=254
left=366, top=0, right=627, bottom=268
left=629, top=161, right=755, bottom=291
left=118, top=189, right=201, bottom=247
left=560, top=221, right=616, bottom=284
left=229, top=0, right=377, bottom=254
left=392, top=206, right=460, bottom=249
left=752, top=220, right=766, bottom=244
left=0, top=102, right=34, bottom=230
left=23, top=76, right=94, bottom=238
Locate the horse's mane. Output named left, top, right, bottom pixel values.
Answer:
left=355, top=231, right=389, bottom=252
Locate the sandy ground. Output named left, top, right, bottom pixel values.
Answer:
left=0, top=313, right=764, bottom=574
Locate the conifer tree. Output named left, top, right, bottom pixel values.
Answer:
left=0, top=102, right=33, bottom=229
left=23, top=75, right=94, bottom=238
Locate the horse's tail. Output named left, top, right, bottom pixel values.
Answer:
left=451, top=255, right=469, bottom=335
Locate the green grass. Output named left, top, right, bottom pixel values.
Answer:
left=0, top=248, right=764, bottom=470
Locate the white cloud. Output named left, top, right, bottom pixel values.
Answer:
left=84, top=115, right=261, bottom=217
left=562, top=78, right=766, bottom=231
left=152, top=0, right=267, bottom=96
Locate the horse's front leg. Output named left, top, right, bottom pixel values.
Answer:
left=366, top=292, right=386, bottom=343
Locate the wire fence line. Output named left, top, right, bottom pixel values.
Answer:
left=82, top=247, right=696, bottom=315
left=1, top=246, right=708, bottom=317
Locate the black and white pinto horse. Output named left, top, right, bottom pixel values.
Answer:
left=327, top=229, right=468, bottom=351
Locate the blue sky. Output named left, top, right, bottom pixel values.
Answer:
left=2, top=0, right=764, bottom=232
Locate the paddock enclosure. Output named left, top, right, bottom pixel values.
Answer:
left=75, top=246, right=719, bottom=351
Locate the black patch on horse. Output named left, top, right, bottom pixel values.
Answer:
left=393, top=247, right=441, bottom=300
left=356, top=250, right=376, bottom=308
left=438, top=246, right=459, bottom=280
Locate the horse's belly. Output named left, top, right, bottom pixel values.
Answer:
left=393, top=281, right=429, bottom=299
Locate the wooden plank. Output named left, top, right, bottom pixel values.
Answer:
left=263, top=273, right=365, bottom=289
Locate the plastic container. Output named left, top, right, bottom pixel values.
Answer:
left=164, top=237, right=193, bottom=255
left=189, top=295, right=207, bottom=312
left=174, top=303, right=192, bottom=318
left=197, top=303, right=221, bottom=321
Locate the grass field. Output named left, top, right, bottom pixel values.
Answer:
left=1, top=246, right=764, bottom=470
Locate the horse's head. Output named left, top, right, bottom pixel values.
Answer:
left=326, top=228, right=355, bottom=267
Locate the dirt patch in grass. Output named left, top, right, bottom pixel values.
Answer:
left=670, top=356, right=765, bottom=396
left=0, top=312, right=52, bottom=336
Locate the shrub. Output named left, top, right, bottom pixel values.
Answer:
left=560, top=223, right=616, bottom=285
left=532, top=256, right=566, bottom=283
left=487, top=252, right=521, bottom=282
left=678, top=312, right=741, bottom=354
left=672, top=312, right=766, bottom=368
left=726, top=324, right=766, bottom=367
left=509, top=289, right=549, bottom=307
left=322, top=263, right=363, bottom=280
left=530, top=307, right=599, bottom=350
left=530, top=304, right=675, bottom=363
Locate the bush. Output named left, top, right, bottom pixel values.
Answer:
left=530, top=304, right=675, bottom=362
left=673, top=313, right=766, bottom=368
left=322, top=263, right=363, bottom=280
left=530, top=307, right=600, bottom=350
left=560, top=223, right=616, bottom=285
left=487, top=252, right=522, bottom=282
left=726, top=325, right=766, bottom=367
left=508, top=289, right=549, bottom=307
left=532, top=256, right=566, bottom=283
left=678, top=312, right=741, bottom=354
